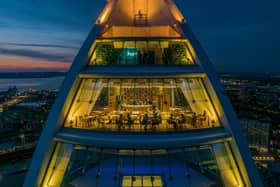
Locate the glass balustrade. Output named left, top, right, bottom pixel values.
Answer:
left=41, top=143, right=244, bottom=187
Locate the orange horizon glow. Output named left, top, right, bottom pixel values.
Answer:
left=0, top=54, right=71, bottom=71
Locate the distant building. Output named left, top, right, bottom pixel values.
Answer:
left=240, top=118, right=270, bottom=152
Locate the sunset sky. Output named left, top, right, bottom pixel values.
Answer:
left=0, top=0, right=279, bottom=72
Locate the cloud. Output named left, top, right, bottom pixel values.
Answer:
left=0, top=42, right=78, bottom=50
left=0, top=54, right=70, bottom=72
left=0, top=47, right=75, bottom=63
left=0, top=0, right=279, bottom=72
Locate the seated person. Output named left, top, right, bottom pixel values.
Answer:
left=97, top=117, right=104, bottom=126
left=178, top=113, right=186, bottom=127
left=151, top=114, right=158, bottom=129
left=152, top=111, right=161, bottom=129
left=127, top=113, right=133, bottom=129
left=167, top=114, right=177, bottom=129
left=141, top=113, right=149, bottom=130
left=107, top=115, right=113, bottom=125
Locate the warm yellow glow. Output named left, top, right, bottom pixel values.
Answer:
left=122, top=176, right=163, bottom=187
left=113, top=41, right=123, bottom=48
left=224, top=144, right=245, bottom=187
left=99, top=7, right=111, bottom=24
left=166, top=0, right=185, bottom=22
left=185, top=40, right=198, bottom=64
left=65, top=78, right=220, bottom=132
left=42, top=144, right=73, bottom=187
left=97, top=0, right=186, bottom=36
left=102, top=26, right=181, bottom=38
left=88, top=39, right=196, bottom=66
left=0, top=54, right=70, bottom=71
left=96, top=0, right=114, bottom=24
left=181, top=78, right=219, bottom=125
left=214, top=144, right=244, bottom=187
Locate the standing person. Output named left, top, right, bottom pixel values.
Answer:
left=168, top=114, right=177, bottom=129
left=156, top=109, right=162, bottom=125
left=191, top=113, right=197, bottom=128
left=117, top=114, right=124, bottom=129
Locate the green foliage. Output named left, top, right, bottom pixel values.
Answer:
left=163, top=43, right=187, bottom=65
left=95, top=44, right=120, bottom=65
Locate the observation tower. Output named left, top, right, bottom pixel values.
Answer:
left=24, top=0, right=262, bottom=186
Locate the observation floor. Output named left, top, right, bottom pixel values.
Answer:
left=69, top=156, right=216, bottom=187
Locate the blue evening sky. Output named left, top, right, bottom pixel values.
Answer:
left=0, top=0, right=279, bottom=72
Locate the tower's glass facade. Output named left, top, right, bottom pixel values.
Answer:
left=24, top=0, right=262, bottom=187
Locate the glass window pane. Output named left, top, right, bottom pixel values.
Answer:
left=89, top=40, right=196, bottom=65
left=41, top=144, right=244, bottom=187
left=65, top=78, right=220, bottom=132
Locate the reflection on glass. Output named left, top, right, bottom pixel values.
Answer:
left=65, top=78, right=219, bottom=132
left=42, top=144, right=73, bottom=187
left=41, top=143, right=244, bottom=187
left=89, top=40, right=196, bottom=65
left=212, top=143, right=244, bottom=187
